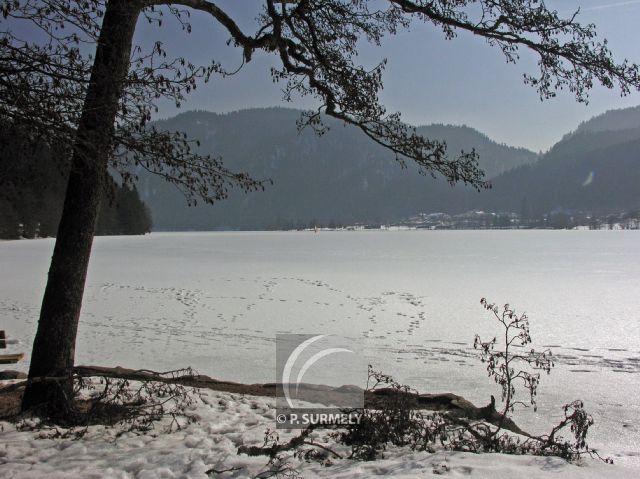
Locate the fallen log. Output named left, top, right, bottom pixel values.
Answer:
left=1, top=364, right=529, bottom=436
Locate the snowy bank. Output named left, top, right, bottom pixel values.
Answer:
left=0, top=386, right=634, bottom=479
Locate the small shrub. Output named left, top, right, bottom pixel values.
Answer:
left=474, top=298, right=611, bottom=462
left=474, top=298, right=554, bottom=429
left=337, top=366, right=445, bottom=459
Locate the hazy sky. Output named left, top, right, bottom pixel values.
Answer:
left=137, top=1, right=640, bottom=152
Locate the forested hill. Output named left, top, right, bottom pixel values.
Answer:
left=5, top=104, right=635, bottom=235
left=574, top=105, right=640, bottom=134
left=139, top=108, right=537, bottom=230
left=477, top=106, right=640, bottom=217
left=0, top=125, right=152, bottom=239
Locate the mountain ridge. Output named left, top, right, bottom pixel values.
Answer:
left=139, top=105, right=640, bottom=230
left=476, top=105, right=640, bottom=217
left=140, top=107, right=538, bottom=230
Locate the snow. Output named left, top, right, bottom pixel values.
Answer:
left=1, top=385, right=636, bottom=479
left=1, top=231, right=640, bottom=474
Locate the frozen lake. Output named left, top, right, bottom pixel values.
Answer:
left=1, top=231, right=639, bottom=468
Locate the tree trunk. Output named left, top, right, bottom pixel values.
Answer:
left=22, top=0, right=141, bottom=412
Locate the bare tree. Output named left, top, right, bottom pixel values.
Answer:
left=1, top=0, right=638, bottom=413
left=474, top=298, right=554, bottom=435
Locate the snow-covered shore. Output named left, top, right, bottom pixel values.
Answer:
left=1, top=387, right=635, bottom=479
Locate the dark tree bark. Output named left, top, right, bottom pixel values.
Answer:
left=22, top=0, right=142, bottom=411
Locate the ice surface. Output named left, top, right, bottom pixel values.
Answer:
left=1, top=230, right=639, bottom=470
